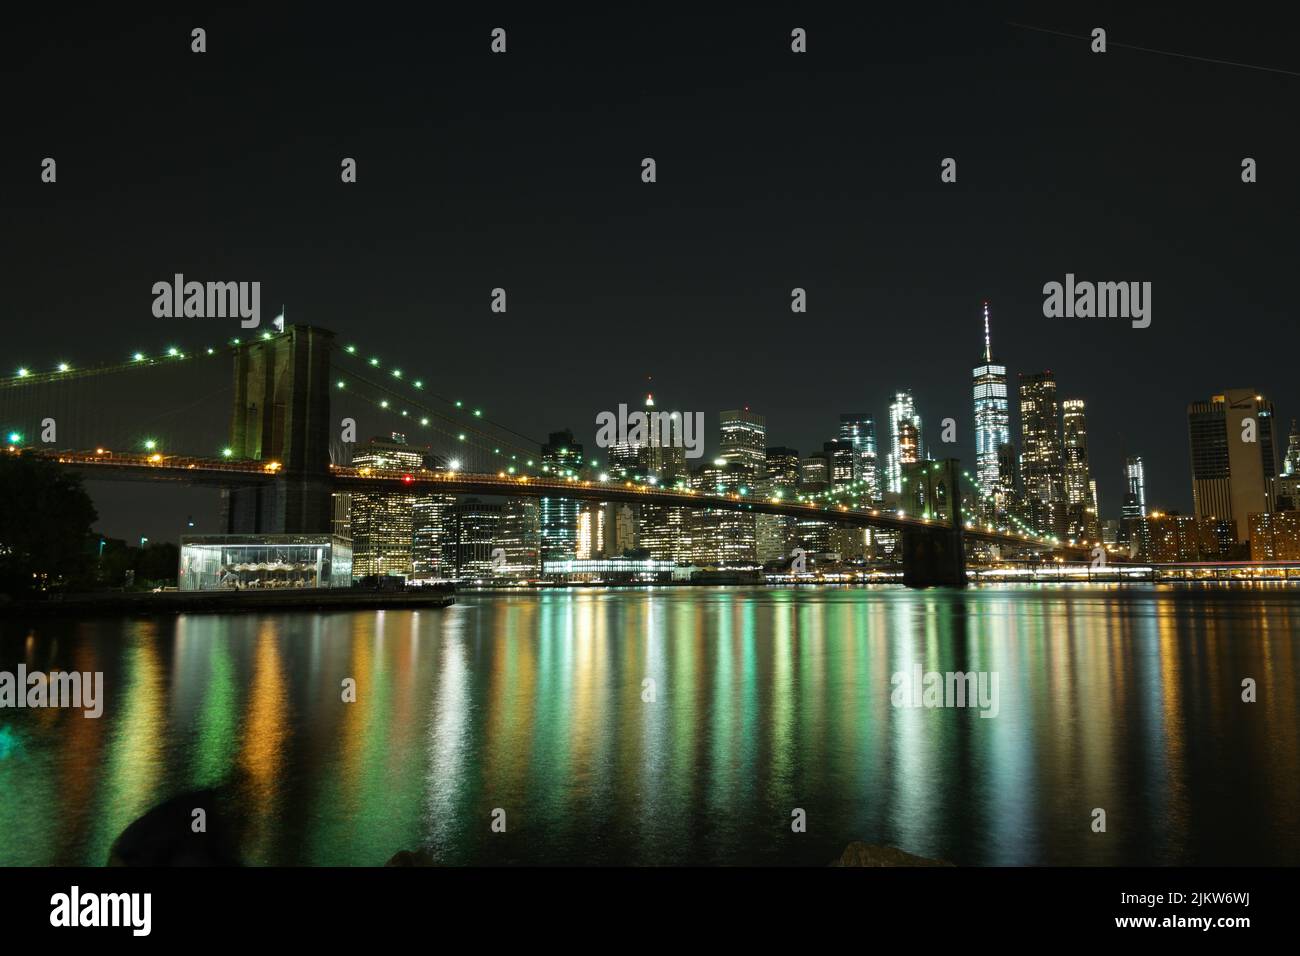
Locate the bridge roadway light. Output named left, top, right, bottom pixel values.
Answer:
left=7, top=432, right=21, bottom=444
left=144, top=440, right=157, bottom=451
left=167, top=347, right=178, bottom=357
left=57, top=363, right=69, bottom=372
left=133, top=353, right=145, bottom=361
left=222, top=448, right=233, bottom=458
left=16, top=368, right=29, bottom=377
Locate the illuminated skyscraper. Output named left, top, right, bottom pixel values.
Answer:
left=886, top=390, right=923, bottom=494
left=1062, top=398, right=1098, bottom=539
left=765, top=447, right=801, bottom=490
left=838, top=413, right=880, bottom=501
left=496, top=497, right=541, bottom=579
left=540, top=429, right=583, bottom=563
left=824, top=439, right=856, bottom=489
left=1018, top=372, right=1067, bottom=536
left=443, top=498, right=503, bottom=580
left=972, top=302, right=1011, bottom=502
left=719, top=408, right=766, bottom=478
left=688, top=459, right=757, bottom=567
left=1119, top=455, right=1148, bottom=553
left=349, top=433, right=423, bottom=577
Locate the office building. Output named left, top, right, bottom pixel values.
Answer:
left=539, top=429, right=583, bottom=563
left=838, top=414, right=881, bottom=501
left=1062, top=399, right=1099, bottom=540
left=719, top=408, right=767, bottom=478
left=412, top=492, right=457, bottom=579
left=688, top=459, right=757, bottom=567
left=972, top=302, right=1011, bottom=503
left=443, top=498, right=503, bottom=580
left=1187, top=389, right=1278, bottom=544
left=1018, top=372, right=1067, bottom=537
left=496, top=497, right=541, bottom=579
left=886, top=390, right=923, bottom=494
left=349, top=433, right=423, bottom=577
left=824, top=439, right=856, bottom=489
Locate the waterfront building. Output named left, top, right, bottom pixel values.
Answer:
left=539, top=429, right=583, bottom=563
left=349, top=433, right=424, bottom=577
left=1249, top=511, right=1300, bottom=561
left=1188, top=389, right=1278, bottom=545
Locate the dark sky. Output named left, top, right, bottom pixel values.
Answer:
left=5, top=2, right=1298, bottom=544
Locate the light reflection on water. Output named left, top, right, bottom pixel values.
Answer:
left=1, top=585, right=1298, bottom=866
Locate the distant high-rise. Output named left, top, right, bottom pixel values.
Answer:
left=824, top=439, right=856, bottom=489
left=412, top=492, right=457, bottom=579
left=1018, top=372, right=1067, bottom=536
left=443, top=498, right=503, bottom=580
left=540, top=430, right=584, bottom=563
left=1187, top=389, right=1278, bottom=544
left=886, top=391, right=923, bottom=494
left=765, top=447, right=801, bottom=491
left=1282, top=419, right=1300, bottom=476
left=719, top=408, right=766, bottom=478
left=688, top=459, right=757, bottom=567
left=838, top=414, right=880, bottom=501
left=1062, top=398, right=1097, bottom=539
left=1119, top=455, right=1148, bottom=552
left=349, top=433, right=423, bottom=577
left=576, top=500, right=606, bottom=560
left=496, top=497, right=541, bottom=579
left=799, top=453, right=829, bottom=492
left=636, top=392, right=687, bottom=483
left=756, top=446, right=799, bottom=561
left=972, top=302, right=1011, bottom=502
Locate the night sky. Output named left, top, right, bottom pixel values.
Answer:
left=6, top=3, right=1298, bottom=544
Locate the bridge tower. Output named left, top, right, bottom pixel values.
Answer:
left=899, top=458, right=967, bottom=588
left=222, top=325, right=335, bottom=533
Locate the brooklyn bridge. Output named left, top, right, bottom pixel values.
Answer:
left=1, top=324, right=1087, bottom=587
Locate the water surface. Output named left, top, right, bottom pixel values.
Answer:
left=2, top=585, right=1297, bottom=866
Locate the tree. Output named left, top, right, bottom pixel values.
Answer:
left=0, top=453, right=98, bottom=596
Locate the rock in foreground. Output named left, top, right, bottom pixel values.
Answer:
left=830, top=841, right=952, bottom=867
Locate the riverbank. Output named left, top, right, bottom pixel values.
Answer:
left=0, top=586, right=455, bottom=618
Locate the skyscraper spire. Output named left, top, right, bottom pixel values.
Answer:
left=982, top=300, right=992, bottom=363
